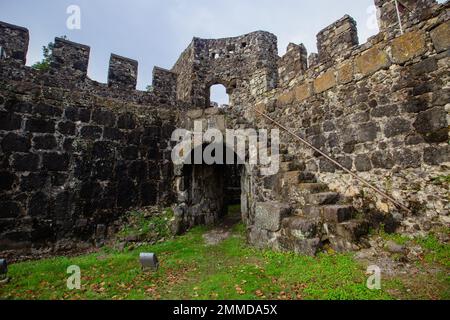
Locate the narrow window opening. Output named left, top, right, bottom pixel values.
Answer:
left=210, top=84, right=229, bottom=108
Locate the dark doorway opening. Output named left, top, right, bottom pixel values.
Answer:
left=180, top=143, right=244, bottom=229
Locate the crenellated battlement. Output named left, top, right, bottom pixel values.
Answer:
left=278, top=43, right=308, bottom=88
left=108, top=54, right=138, bottom=90
left=1, top=0, right=445, bottom=109
left=51, top=37, right=90, bottom=78
left=0, top=22, right=179, bottom=106
left=375, top=0, right=439, bottom=36
left=275, top=0, right=448, bottom=92
left=316, top=15, right=359, bottom=64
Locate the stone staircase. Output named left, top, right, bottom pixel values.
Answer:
left=254, top=147, right=370, bottom=255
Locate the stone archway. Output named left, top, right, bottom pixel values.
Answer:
left=172, top=143, right=248, bottom=235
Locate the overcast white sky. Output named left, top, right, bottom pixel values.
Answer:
left=0, top=0, right=445, bottom=104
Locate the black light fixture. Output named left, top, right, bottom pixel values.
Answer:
left=0, top=259, right=8, bottom=284
left=139, top=253, right=159, bottom=272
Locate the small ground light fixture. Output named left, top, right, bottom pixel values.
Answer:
left=0, top=259, right=9, bottom=284
left=139, top=253, right=159, bottom=271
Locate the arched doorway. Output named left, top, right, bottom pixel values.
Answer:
left=172, top=142, right=247, bottom=234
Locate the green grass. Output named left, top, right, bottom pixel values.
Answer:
left=431, top=175, right=450, bottom=186
left=376, top=227, right=450, bottom=269
left=117, top=208, right=174, bottom=242
left=1, top=212, right=448, bottom=300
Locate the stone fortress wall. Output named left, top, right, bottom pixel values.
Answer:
left=240, top=0, right=449, bottom=251
left=0, top=22, right=181, bottom=254
left=0, top=0, right=449, bottom=257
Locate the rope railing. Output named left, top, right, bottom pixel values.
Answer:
left=252, top=106, right=413, bottom=214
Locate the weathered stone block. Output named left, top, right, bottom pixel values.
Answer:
left=34, top=103, right=62, bottom=118
left=57, top=121, right=76, bottom=135
left=355, top=47, right=390, bottom=76
left=12, top=153, right=39, bottom=171
left=337, top=60, right=354, bottom=84
left=413, top=106, right=448, bottom=143
left=371, top=151, right=395, bottom=169
left=384, top=117, right=411, bottom=138
left=32, top=134, right=57, bottom=150
left=186, top=109, right=204, bottom=119
left=121, top=146, right=139, bottom=160
left=78, top=109, right=91, bottom=123
left=117, top=113, right=136, bottom=129
left=80, top=126, right=102, bottom=140
left=0, top=201, right=21, bottom=218
left=277, top=90, right=294, bottom=105
left=431, top=21, right=450, bottom=53
left=411, top=57, right=438, bottom=76
left=248, top=227, right=275, bottom=250
left=0, top=112, right=22, bottom=131
left=294, top=82, right=313, bottom=101
left=371, top=104, right=399, bottom=117
left=390, top=31, right=426, bottom=64
left=25, top=119, right=55, bottom=133
left=1, top=133, right=30, bottom=152
left=314, top=69, right=336, bottom=93
left=27, top=192, right=49, bottom=217
left=278, top=236, right=321, bottom=256
left=423, top=146, right=449, bottom=166
left=307, top=192, right=339, bottom=206
left=336, top=220, right=370, bottom=242
left=20, top=173, right=48, bottom=191
left=319, top=158, right=337, bottom=173
left=254, top=201, right=291, bottom=232
left=355, top=154, right=372, bottom=172
left=356, top=122, right=379, bottom=143
left=92, top=159, right=114, bottom=180
left=0, top=171, right=16, bottom=190
left=103, top=127, right=123, bottom=141
left=5, top=100, right=32, bottom=114
left=321, top=205, right=354, bottom=223
left=42, top=152, right=69, bottom=172
left=0, top=21, right=29, bottom=64
left=92, top=109, right=116, bottom=127
left=93, top=141, right=115, bottom=159
left=393, top=149, right=422, bottom=168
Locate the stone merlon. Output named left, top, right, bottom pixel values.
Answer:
left=0, top=21, right=29, bottom=64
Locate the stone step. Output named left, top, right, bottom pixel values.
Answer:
left=298, top=171, right=317, bottom=183
left=321, top=205, right=355, bottom=223
left=277, top=236, right=322, bottom=256
left=254, top=201, right=292, bottom=232
left=281, top=216, right=319, bottom=239
left=297, top=183, right=329, bottom=194
left=282, top=171, right=317, bottom=186
left=280, top=153, right=294, bottom=162
left=307, top=192, right=340, bottom=206
left=279, top=160, right=306, bottom=172
left=335, top=219, right=370, bottom=242
left=302, top=205, right=322, bottom=218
